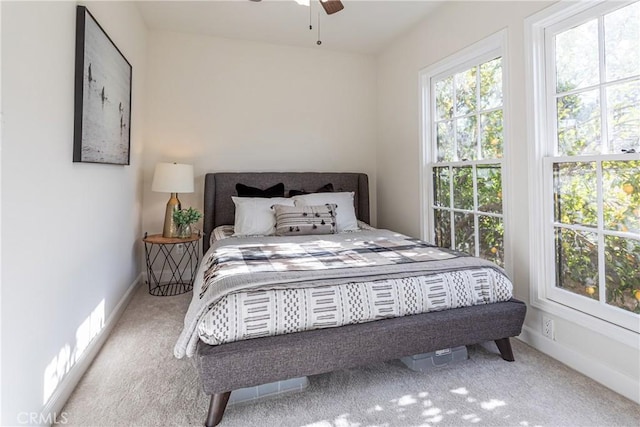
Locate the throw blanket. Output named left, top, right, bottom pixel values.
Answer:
left=174, top=229, right=508, bottom=358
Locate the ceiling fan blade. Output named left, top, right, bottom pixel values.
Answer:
left=320, top=0, right=344, bottom=15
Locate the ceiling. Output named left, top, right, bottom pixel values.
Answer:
left=136, top=0, right=443, bottom=54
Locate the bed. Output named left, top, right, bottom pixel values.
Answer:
left=176, top=172, right=526, bottom=427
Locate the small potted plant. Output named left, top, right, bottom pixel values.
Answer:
left=173, top=207, right=202, bottom=238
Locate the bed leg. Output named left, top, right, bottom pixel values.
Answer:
left=205, top=391, right=231, bottom=427
left=494, top=338, right=515, bottom=362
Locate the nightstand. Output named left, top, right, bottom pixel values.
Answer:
left=143, top=232, right=200, bottom=296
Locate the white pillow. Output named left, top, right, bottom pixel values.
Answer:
left=292, top=192, right=358, bottom=232
left=232, top=197, right=295, bottom=236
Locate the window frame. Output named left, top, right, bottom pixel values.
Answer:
left=419, top=29, right=512, bottom=276
left=526, top=0, right=640, bottom=341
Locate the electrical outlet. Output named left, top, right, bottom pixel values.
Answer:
left=542, top=316, right=554, bottom=340
left=175, top=244, right=184, bottom=255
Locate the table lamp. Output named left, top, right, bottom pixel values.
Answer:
left=152, top=162, right=194, bottom=238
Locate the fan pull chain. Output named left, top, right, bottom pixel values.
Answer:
left=309, top=1, right=313, bottom=30
left=317, top=12, right=322, bottom=45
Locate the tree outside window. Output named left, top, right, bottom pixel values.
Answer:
left=549, top=1, right=639, bottom=316
left=431, top=57, right=506, bottom=267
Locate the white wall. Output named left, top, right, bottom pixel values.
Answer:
left=376, top=1, right=639, bottom=403
left=1, top=1, right=147, bottom=424
left=0, top=2, right=4, bottom=417
left=2, top=1, right=635, bottom=422
left=142, top=31, right=378, bottom=236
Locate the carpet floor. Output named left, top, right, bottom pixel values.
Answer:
left=60, top=284, right=640, bottom=427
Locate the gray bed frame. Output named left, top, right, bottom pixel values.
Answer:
left=196, top=172, right=526, bottom=426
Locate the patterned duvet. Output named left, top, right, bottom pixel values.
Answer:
left=187, top=226, right=513, bottom=350
left=198, top=269, right=512, bottom=345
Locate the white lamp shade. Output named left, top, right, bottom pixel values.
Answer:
left=151, top=163, right=194, bottom=193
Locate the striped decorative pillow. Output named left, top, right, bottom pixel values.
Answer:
left=274, top=204, right=337, bottom=236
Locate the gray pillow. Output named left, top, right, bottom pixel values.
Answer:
left=274, top=204, right=337, bottom=236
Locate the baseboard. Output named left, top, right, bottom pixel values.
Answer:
left=518, top=325, right=640, bottom=404
left=41, top=273, right=143, bottom=424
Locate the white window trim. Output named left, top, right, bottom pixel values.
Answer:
left=419, top=29, right=512, bottom=277
left=525, top=0, right=640, bottom=346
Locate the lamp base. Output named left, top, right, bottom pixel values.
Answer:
left=163, top=193, right=181, bottom=238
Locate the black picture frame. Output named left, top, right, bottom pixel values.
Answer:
left=73, top=6, right=132, bottom=165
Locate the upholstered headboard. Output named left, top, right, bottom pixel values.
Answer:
left=202, top=172, right=370, bottom=253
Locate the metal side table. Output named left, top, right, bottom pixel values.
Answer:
left=143, top=232, right=200, bottom=296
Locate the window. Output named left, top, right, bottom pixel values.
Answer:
left=529, top=0, right=639, bottom=332
left=420, top=32, right=507, bottom=269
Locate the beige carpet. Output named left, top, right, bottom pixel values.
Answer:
left=60, top=284, right=640, bottom=426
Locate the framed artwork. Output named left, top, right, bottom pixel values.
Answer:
left=73, top=6, right=132, bottom=165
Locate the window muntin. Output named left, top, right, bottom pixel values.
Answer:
left=430, top=56, right=505, bottom=267
left=551, top=1, right=640, bottom=156
left=545, top=1, right=640, bottom=323
left=550, top=158, right=639, bottom=315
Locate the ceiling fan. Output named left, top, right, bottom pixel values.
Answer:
left=249, top=0, right=345, bottom=15
left=317, top=0, right=344, bottom=15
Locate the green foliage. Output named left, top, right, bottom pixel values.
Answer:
left=453, top=167, right=474, bottom=210
left=549, top=3, right=639, bottom=314
left=555, top=160, right=640, bottom=314
left=432, top=56, right=506, bottom=267
left=556, top=89, right=601, bottom=156
left=454, top=212, right=475, bottom=255
left=455, top=67, right=477, bottom=116
left=434, top=209, right=451, bottom=249
left=605, top=236, right=640, bottom=313
left=433, top=167, right=450, bottom=208
left=457, top=117, right=477, bottom=161
left=479, top=215, right=504, bottom=266
left=173, top=207, right=202, bottom=226
left=434, top=163, right=504, bottom=267
left=603, top=160, right=640, bottom=233
left=481, top=110, right=504, bottom=159
left=554, top=162, right=598, bottom=226
left=555, top=228, right=599, bottom=297
left=477, top=165, right=502, bottom=214
left=430, top=40, right=640, bottom=314
left=434, top=56, right=504, bottom=163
